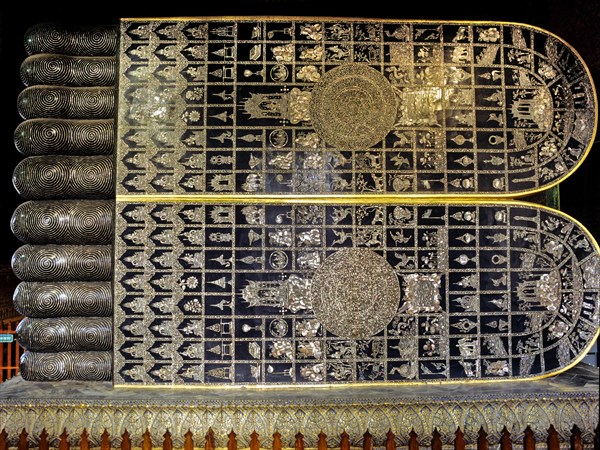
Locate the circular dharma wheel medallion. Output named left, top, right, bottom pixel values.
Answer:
left=309, top=63, right=397, bottom=149
left=310, top=248, right=400, bottom=340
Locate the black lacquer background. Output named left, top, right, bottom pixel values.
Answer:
left=0, top=0, right=598, bottom=364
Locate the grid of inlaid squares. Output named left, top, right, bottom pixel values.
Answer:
left=113, top=202, right=600, bottom=384
left=116, top=19, right=595, bottom=196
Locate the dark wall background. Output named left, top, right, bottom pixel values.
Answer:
left=1, top=0, right=599, bottom=266
left=0, top=1, right=598, bottom=310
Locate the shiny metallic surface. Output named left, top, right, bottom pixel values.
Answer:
left=11, top=20, right=118, bottom=383
left=116, top=19, right=596, bottom=197
left=17, top=86, right=115, bottom=120
left=11, top=200, right=113, bottom=244
left=14, top=119, right=115, bottom=156
left=18, top=351, right=112, bottom=381
left=113, top=201, right=600, bottom=385
left=12, top=244, right=112, bottom=281
left=16, top=317, right=112, bottom=352
left=24, top=22, right=118, bottom=56
left=13, top=155, right=114, bottom=200
left=20, top=54, right=117, bottom=87
left=13, top=281, right=112, bottom=318
left=8, top=18, right=599, bottom=387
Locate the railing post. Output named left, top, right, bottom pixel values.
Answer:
left=547, top=425, right=560, bottom=450
left=6, top=321, right=12, bottom=382
left=317, top=431, right=328, bottom=450
left=408, top=429, right=419, bottom=450
left=142, top=429, right=152, bottom=450
left=477, top=427, right=489, bottom=450
left=340, top=431, right=350, bottom=450
left=431, top=428, right=442, bottom=450
left=59, top=429, right=70, bottom=450
left=500, top=426, right=512, bottom=450
left=0, top=429, right=8, bottom=450
left=272, top=431, right=282, bottom=450
left=163, top=430, right=172, bottom=450
left=80, top=429, right=89, bottom=450
left=523, top=426, right=535, bottom=450
left=121, top=430, right=131, bottom=450
left=454, top=427, right=465, bottom=450
left=295, top=432, right=304, bottom=450
left=17, top=428, right=28, bottom=450
left=0, top=318, right=22, bottom=383
left=39, top=429, right=49, bottom=450
left=227, top=430, right=237, bottom=450
left=100, top=430, right=110, bottom=450
left=250, top=431, right=259, bottom=450
left=184, top=430, right=194, bottom=450
left=570, top=425, right=582, bottom=450
left=386, top=429, right=396, bottom=450
left=363, top=430, right=373, bottom=450
left=205, top=428, right=214, bottom=450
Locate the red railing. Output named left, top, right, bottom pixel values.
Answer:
left=0, top=316, right=22, bottom=383
left=0, top=425, right=598, bottom=450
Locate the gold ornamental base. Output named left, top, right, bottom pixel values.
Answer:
left=0, top=362, right=598, bottom=449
